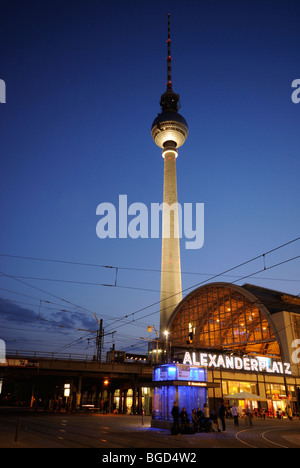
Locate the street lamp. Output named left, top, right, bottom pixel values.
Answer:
left=164, top=330, right=169, bottom=362
left=64, top=383, right=70, bottom=398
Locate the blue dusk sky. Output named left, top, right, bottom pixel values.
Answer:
left=0, top=0, right=299, bottom=357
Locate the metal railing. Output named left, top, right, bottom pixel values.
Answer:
left=6, top=349, right=150, bottom=365
left=6, top=349, right=95, bottom=362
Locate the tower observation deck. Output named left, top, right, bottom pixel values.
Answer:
left=151, top=14, right=188, bottom=334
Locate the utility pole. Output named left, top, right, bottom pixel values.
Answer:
left=78, top=319, right=115, bottom=362
left=96, top=319, right=104, bottom=362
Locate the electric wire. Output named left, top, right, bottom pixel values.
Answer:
left=104, top=239, right=300, bottom=331
left=1, top=251, right=299, bottom=282
left=1, top=237, right=299, bottom=355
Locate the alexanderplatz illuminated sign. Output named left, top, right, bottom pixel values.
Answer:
left=182, top=351, right=292, bottom=376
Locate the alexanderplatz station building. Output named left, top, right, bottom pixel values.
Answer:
left=150, top=282, right=300, bottom=425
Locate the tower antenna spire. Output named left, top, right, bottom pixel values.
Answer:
left=167, top=13, right=172, bottom=90
left=159, top=13, right=180, bottom=112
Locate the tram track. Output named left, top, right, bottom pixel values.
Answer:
left=261, top=428, right=289, bottom=448
left=1, top=411, right=300, bottom=448
left=235, top=425, right=297, bottom=448
left=0, top=413, right=175, bottom=448
left=5, top=414, right=97, bottom=447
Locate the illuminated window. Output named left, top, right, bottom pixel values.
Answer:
left=64, top=383, right=70, bottom=397
left=292, top=314, right=300, bottom=340
left=170, top=285, right=280, bottom=357
left=227, top=381, right=257, bottom=395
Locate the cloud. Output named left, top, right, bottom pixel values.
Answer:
left=0, top=297, right=36, bottom=323
left=0, top=297, right=98, bottom=352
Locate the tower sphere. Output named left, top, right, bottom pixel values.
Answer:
left=151, top=110, right=188, bottom=150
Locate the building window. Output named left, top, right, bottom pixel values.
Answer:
left=265, top=384, right=286, bottom=399
left=170, top=285, right=280, bottom=357
left=226, top=381, right=257, bottom=395
left=292, top=314, right=300, bottom=340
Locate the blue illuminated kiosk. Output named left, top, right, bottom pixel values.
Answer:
left=151, top=362, right=211, bottom=429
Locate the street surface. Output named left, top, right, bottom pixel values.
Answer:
left=0, top=408, right=300, bottom=449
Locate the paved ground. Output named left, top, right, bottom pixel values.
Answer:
left=1, top=407, right=300, bottom=449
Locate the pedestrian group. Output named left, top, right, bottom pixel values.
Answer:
left=171, top=399, right=227, bottom=435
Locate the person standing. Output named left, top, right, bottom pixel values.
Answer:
left=171, top=401, right=180, bottom=435
left=231, top=402, right=239, bottom=426
left=196, top=407, right=203, bottom=431
left=191, top=409, right=198, bottom=433
left=218, top=399, right=226, bottom=432
left=245, top=405, right=253, bottom=426
left=238, top=404, right=243, bottom=419
left=203, top=403, right=210, bottom=432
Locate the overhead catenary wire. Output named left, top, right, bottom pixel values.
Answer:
left=0, top=270, right=103, bottom=320
left=0, top=275, right=164, bottom=293
left=1, top=250, right=300, bottom=282
left=1, top=237, right=299, bottom=354
left=104, top=238, right=300, bottom=331
left=104, top=253, right=300, bottom=338
left=1, top=237, right=299, bottom=327
left=7, top=247, right=298, bottom=347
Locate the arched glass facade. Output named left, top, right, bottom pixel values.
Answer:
left=168, top=283, right=280, bottom=357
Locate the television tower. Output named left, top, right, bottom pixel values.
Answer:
left=151, top=14, right=188, bottom=334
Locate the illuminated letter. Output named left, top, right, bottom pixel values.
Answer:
left=183, top=352, right=192, bottom=365
left=192, top=352, right=200, bottom=365
left=243, top=358, right=250, bottom=371
left=259, top=361, right=265, bottom=371
left=216, top=355, right=225, bottom=368
left=200, top=353, right=208, bottom=367
left=225, top=355, right=234, bottom=369
left=284, top=363, right=292, bottom=375
left=208, top=354, right=217, bottom=368
left=250, top=359, right=258, bottom=372
left=234, top=357, right=243, bottom=370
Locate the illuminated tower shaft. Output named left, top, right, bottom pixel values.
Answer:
left=151, top=14, right=188, bottom=333
left=160, top=145, right=182, bottom=333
